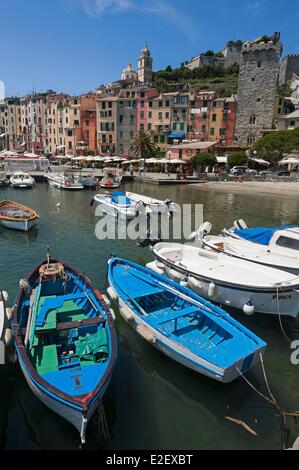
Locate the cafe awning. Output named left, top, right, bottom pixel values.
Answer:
left=168, top=133, right=185, bottom=139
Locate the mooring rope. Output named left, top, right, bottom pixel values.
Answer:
left=236, top=352, right=299, bottom=449
left=275, top=284, right=292, bottom=344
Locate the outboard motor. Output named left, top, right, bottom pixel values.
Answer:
left=137, top=231, right=163, bottom=247
left=233, top=219, right=248, bottom=231
left=187, top=222, right=212, bottom=243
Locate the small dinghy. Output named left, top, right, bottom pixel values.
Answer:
left=91, top=191, right=140, bottom=219
left=107, top=257, right=266, bottom=383
left=10, top=172, right=35, bottom=189
left=126, top=192, right=177, bottom=214
left=151, top=242, right=299, bottom=318
left=13, top=257, right=117, bottom=443
left=100, top=175, right=122, bottom=189
left=195, top=221, right=299, bottom=275
left=0, top=200, right=39, bottom=231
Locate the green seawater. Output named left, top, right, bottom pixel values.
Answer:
left=0, top=182, right=299, bottom=450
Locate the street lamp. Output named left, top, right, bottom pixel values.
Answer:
left=167, top=150, right=171, bottom=177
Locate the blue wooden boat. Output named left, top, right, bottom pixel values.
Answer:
left=107, top=257, right=266, bottom=383
left=13, top=258, right=117, bottom=443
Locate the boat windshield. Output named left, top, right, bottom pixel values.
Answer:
left=276, top=236, right=299, bottom=251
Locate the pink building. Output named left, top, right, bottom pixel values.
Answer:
left=166, top=141, right=216, bottom=161
left=136, top=88, right=158, bottom=132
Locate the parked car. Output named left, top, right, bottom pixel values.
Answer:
left=260, top=167, right=290, bottom=177
left=230, top=166, right=256, bottom=176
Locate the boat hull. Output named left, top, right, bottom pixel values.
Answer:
left=0, top=217, right=37, bottom=232
left=93, top=196, right=137, bottom=220
left=148, top=258, right=299, bottom=318
left=47, top=176, right=84, bottom=190
left=112, top=293, right=262, bottom=383
left=18, top=356, right=113, bottom=442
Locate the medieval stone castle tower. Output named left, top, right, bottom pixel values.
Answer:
left=234, top=33, right=283, bottom=146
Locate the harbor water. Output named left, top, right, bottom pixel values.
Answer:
left=0, top=182, right=299, bottom=450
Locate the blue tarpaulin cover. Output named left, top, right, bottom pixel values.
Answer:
left=111, top=192, right=131, bottom=206
left=168, top=133, right=185, bottom=139
left=234, top=225, right=297, bottom=245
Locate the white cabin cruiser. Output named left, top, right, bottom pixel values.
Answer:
left=10, top=172, right=35, bottom=189
left=46, top=173, right=84, bottom=190
left=190, top=221, right=299, bottom=275
left=126, top=191, right=177, bottom=214
left=149, top=242, right=299, bottom=318
left=91, top=191, right=140, bottom=219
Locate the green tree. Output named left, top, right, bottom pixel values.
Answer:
left=190, top=152, right=217, bottom=169
left=253, top=128, right=299, bottom=160
left=227, top=151, right=248, bottom=167
left=132, top=131, right=159, bottom=161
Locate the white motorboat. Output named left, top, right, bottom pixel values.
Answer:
left=149, top=242, right=299, bottom=318
left=46, top=173, right=84, bottom=190
left=192, top=221, right=299, bottom=275
left=91, top=191, right=139, bottom=219
left=10, top=172, right=35, bottom=189
left=126, top=191, right=177, bottom=214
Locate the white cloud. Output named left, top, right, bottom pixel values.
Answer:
left=246, top=1, right=266, bottom=16
left=80, top=0, right=195, bottom=38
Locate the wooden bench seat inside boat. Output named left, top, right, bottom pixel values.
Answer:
left=35, top=293, right=86, bottom=327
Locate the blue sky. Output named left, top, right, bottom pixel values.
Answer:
left=1, top=0, right=299, bottom=97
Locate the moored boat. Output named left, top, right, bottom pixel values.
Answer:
left=197, top=221, right=299, bottom=275
left=10, top=172, right=35, bottom=189
left=107, top=257, right=266, bottom=383
left=46, top=173, right=84, bottom=190
left=126, top=191, right=177, bottom=214
left=0, top=200, right=39, bottom=231
left=13, top=257, right=117, bottom=443
left=100, top=175, right=122, bottom=189
left=79, top=174, right=99, bottom=188
left=92, top=191, right=139, bottom=219
left=150, top=242, right=299, bottom=318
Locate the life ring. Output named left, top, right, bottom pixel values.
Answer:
left=39, top=262, right=65, bottom=279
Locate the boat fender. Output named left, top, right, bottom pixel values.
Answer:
left=102, top=294, right=111, bottom=307
left=109, top=308, right=116, bottom=321
left=1, top=291, right=9, bottom=303
left=188, top=277, right=202, bottom=289
left=180, top=277, right=189, bottom=288
left=5, top=307, right=12, bottom=321
left=155, top=260, right=165, bottom=270
left=4, top=328, right=12, bottom=346
left=208, top=281, right=216, bottom=298
left=120, top=304, right=134, bottom=321
left=19, top=279, right=32, bottom=297
left=107, top=286, right=118, bottom=301
left=136, top=324, right=156, bottom=343
left=243, top=301, right=255, bottom=316
left=166, top=267, right=183, bottom=281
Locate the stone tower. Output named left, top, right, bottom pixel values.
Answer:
left=138, top=45, right=153, bottom=84
left=279, top=54, right=299, bottom=85
left=234, top=33, right=283, bottom=147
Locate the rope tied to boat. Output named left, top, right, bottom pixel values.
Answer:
left=236, top=352, right=299, bottom=449
left=275, top=283, right=293, bottom=344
